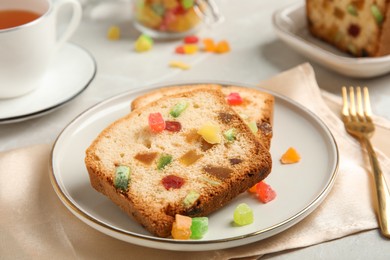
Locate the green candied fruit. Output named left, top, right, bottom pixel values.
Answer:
left=181, top=0, right=194, bottom=9
left=347, top=43, right=358, bottom=55
left=371, top=4, right=384, bottom=24
left=114, top=166, right=131, bottom=191
left=223, top=128, right=236, bottom=142
left=170, top=101, right=189, bottom=118
left=157, top=154, right=172, bottom=170
left=183, top=190, right=200, bottom=208
left=247, top=121, right=258, bottom=134
left=233, top=203, right=253, bottom=226
left=347, top=4, right=358, bottom=16
left=190, top=217, right=209, bottom=239
left=151, top=3, right=165, bottom=16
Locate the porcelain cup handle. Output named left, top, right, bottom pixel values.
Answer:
left=53, top=0, right=82, bottom=50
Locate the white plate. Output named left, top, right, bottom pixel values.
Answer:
left=0, top=43, right=96, bottom=124
left=272, top=2, right=390, bottom=78
left=50, top=82, right=339, bottom=251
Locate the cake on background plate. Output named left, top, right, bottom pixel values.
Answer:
left=306, top=0, right=390, bottom=57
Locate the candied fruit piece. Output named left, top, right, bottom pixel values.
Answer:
left=202, top=38, right=216, bottom=52
left=165, top=121, right=182, bottom=132
left=229, top=158, right=242, bottom=165
left=248, top=183, right=257, bottom=193
left=171, top=214, right=192, bottom=239
left=247, top=121, right=258, bottom=134
left=184, top=35, right=199, bottom=44
left=348, top=24, right=360, bottom=37
left=256, top=181, right=276, bottom=203
left=183, top=44, right=198, bottom=54
left=190, top=217, right=208, bottom=239
left=200, top=177, right=221, bottom=186
left=114, top=166, right=131, bottom=191
left=203, top=166, right=232, bottom=180
left=151, top=3, right=165, bottom=16
left=280, top=147, right=301, bottom=164
left=347, top=4, right=358, bottom=16
left=135, top=34, right=153, bottom=52
left=175, top=45, right=185, bottom=54
left=170, top=101, right=189, bottom=117
left=162, top=175, right=185, bottom=190
left=215, top=40, right=230, bottom=54
left=233, top=203, right=253, bottom=226
left=333, top=7, right=345, bottom=19
left=197, top=122, right=221, bottom=144
left=226, top=92, right=243, bottom=105
left=223, top=128, right=236, bottom=142
left=179, top=150, right=203, bottom=166
left=157, top=154, right=173, bottom=170
left=107, top=26, right=120, bottom=40
left=148, top=112, right=165, bottom=133
left=169, top=61, right=190, bottom=70
left=371, top=4, right=384, bottom=24
left=183, top=190, right=200, bottom=207
left=181, top=0, right=194, bottom=9
left=134, top=152, right=158, bottom=165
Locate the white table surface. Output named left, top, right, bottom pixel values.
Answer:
left=1, top=0, right=389, bottom=258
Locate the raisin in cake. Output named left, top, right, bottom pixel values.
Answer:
left=131, top=84, right=274, bottom=150
left=85, top=88, right=272, bottom=237
left=306, top=0, right=390, bottom=57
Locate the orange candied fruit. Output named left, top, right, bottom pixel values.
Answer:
left=202, top=38, right=216, bottom=52
left=171, top=214, right=192, bottom=240
left=215, top=40, right=230, bottom=53
left=280, top=147, right=301, bottom=164
left=248, top=183, right=258, bottom=193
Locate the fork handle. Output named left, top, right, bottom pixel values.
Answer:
left=363, top=136, right=390, bottom=238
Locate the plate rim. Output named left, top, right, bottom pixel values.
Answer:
left=50, top=80, right=339, bottom=250
left=0, top=42, right=97, bottom=124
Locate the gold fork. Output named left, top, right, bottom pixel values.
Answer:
left=342, top=86, right=390, bottom=238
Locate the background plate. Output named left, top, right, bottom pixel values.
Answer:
left=272, top=3, right=390, bottom=78
left=50, top=82, right=339, bottom=251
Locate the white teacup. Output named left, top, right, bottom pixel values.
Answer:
left=0, top=0, right=82, bottom=99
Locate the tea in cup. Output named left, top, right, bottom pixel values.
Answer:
left=0, top=0, right=82, bottom=99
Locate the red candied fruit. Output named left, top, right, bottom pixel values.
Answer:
left=148, top=113, right=165, bottom=133
left=162, top=175, right=185, bottom=190
left=184, top=35, right=199, bottom=44
left=175, top=46, right=185, bottom=54
left=227, top=92, right=243, bottom=105
left=256, top=181, right=276, bottom=203
left=165, top=121, right=182, bottom=132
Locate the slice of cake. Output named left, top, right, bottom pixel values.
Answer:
left=85, top=88, right=272, bottom=237
left=306, top=0, right=390, bottom=57
left=131, top=84, right=274, bottom=150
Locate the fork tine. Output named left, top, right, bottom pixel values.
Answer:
left=341, top=86, right=349, bottom=119
left=363, top=87, right=373, bottom=123
left=349, top=86, right=358, bottom=121
left=356, top=86, right=364, bottom=120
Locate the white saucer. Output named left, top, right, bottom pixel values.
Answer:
left=0, top=43, right=96, bottom=124
left=272, top=3, right=390, bottom=78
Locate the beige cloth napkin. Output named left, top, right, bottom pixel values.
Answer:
left=1, top=63, right=389, bottom=259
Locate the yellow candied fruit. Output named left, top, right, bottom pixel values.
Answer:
left=171, top=214, right=192, bottom=240
left=169, top=61, right=190, bottom=70
left=183, top=44, right=198, bottom=54
left=107, top=26, right=121, bottom=40
left=135, top=34, right=153, bottom=52
left=197, top=122, right=221, bottom=144
left=280, top=147, right=301, bottom=164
